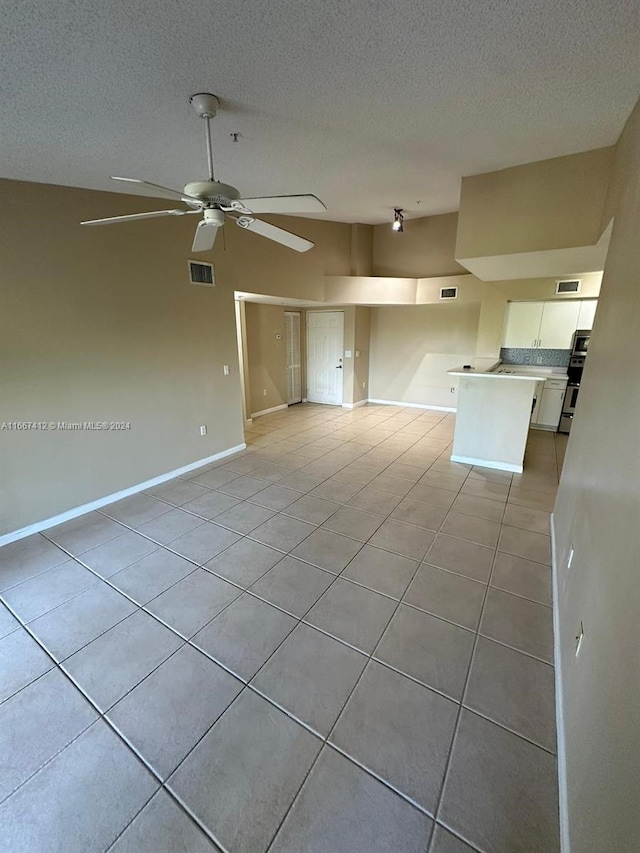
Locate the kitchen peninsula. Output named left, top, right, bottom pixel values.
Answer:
left=447, top=362, right=556, bottom=473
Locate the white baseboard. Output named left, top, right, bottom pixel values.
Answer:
left=341, top=399, right=368, bottom=409
left=550, top=513, right=571, bottom=853
left=450, top=454, right=522, bottom=473
left=250, top=403, right=288, bottom=418
left=367, top=398, right=456, bottom=413
left=0, top=443, right=247, bottom=548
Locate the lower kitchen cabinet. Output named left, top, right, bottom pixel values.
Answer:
left=537, top=387, right=565, bottom=428
left=531, top=378, right=567, bottom=430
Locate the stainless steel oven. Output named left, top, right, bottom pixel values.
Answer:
left=559, top=383, right=580, bottom=433
left=571, top=330, right=591, bottom=356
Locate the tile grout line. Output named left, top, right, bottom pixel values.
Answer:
left=430, top=471, right=559, bottom=844
left=2, top=593, right=234, bottom=853
left=429, top=535, right=504, bottom=836
left=262, top=542, right=430, bottom=851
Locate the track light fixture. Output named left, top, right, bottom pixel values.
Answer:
left=392, top=208, right=404, bottom=232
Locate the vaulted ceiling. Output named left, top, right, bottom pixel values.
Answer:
left=2, top=0, right=640, bottom=223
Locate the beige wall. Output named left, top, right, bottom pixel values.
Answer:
left=552, top=98, right=640, bottom=853
left=0, top=178, right=245, bottom=536
left=373, top=211, right=466, bottom=278
left=368, top=303, right=481, bottom=408
left=244, top=303, right=287, bottom=415
left=353, top=307, right=371, bottom=403
left=341, top=307, right=357, bottom=406
left=456, top=147, right=615, bottom=260
left=214, top=215, right=353, bottom=302
left=349, top=224, right=373, bottom=276
left=0, top=176, right=357, bottom=536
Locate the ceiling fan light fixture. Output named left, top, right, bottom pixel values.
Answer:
left=392, top=208, right=404, bottom=232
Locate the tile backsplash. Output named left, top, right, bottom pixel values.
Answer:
left=500, top=347, right=571, bottom=367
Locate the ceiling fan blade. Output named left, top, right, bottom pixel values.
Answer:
left=235, top=217, right=314, bottom=252
left=111, top=176, right=202, bottom=204
left=81, top=209, right=199, bottom=226
left=192, top=221, right=220, bottom=252
left=231, top=194, right=326, bottom=215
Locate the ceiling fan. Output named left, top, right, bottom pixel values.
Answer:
left=81, top=93, right=326, bottom=253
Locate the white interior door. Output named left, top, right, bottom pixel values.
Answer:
left=285, top=311, right=302, bottom=404
left=307, top=311, right=344, bottom=405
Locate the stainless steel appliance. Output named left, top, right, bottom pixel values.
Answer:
left=567, top=355, right=585, bottom=384
left=559, top=382, right=580, bottom=433
left=571, top=329, right=591, bottom=356
left=559, top=334, right=590, bottom=433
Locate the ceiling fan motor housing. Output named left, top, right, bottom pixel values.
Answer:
left=184, top=180, right=240, bottom=205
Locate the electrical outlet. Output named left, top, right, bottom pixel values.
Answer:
left=362, top=381, right=366, bottom=389
left=263, top=389, right=267, bottom=396
left=223, top=364, right=230, bottom=375
left=344, top=350, right=352, bottom=358
left=536, top=357, right=543, bottom=364
left=355, top=350, right=360, bottom=358
left=199, top=425, right=207, bottom=436
left=575, top=621, right=584, bottom=656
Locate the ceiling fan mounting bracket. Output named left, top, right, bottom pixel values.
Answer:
left=189, top=93, right=220, bottom=119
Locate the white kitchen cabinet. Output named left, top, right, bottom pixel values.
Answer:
left=577, top=299, right=597, bottom=330
left=530, top=380, right=546, bottom=425
left=531, top=377, right=567, bottom=430
left=538, top=301, right=581, bottom=349
left=537, top=388, right=565, bottom=429
left=504, top=302, right=544, bottom=348
left=503, top=299, right=597, bottom=350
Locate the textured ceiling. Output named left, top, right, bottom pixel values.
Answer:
left=2, top=1, right=640, bottom=223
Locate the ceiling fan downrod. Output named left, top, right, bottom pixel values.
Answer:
left=189, top=93, right=220, bottom=182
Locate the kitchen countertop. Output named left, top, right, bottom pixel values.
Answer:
left=447, top=363, right=568, bottom=381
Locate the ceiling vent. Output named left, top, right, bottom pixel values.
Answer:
left=439, top=286, right=458, bottom=300
left=555, top=279, right=581, bottom=294
left=188, top=260, right=215, bottom=287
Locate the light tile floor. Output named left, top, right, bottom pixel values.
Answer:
left=0, top=404, right=566, bottom=852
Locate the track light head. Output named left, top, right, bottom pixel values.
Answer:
left=392, top=208, right=404, bottom=232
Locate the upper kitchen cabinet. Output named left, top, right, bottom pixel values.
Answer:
left=537, top=301, right=581, bottom=348
left=577, top=299, right=597, bottom=330
left=503, top=299, right=597, bottom=349
left=503, top=302, right=544, bottom=348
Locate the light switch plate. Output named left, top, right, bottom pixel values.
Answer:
left=344, top=350, right=352, bottom=358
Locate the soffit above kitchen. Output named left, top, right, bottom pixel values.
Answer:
left=2, top=0, right=640, bottom=224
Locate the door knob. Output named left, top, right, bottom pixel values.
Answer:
left=336, top=365, right=342, bottom=369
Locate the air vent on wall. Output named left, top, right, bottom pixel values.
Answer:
left=556, top=279, right=581, bottom=294
left=439, top=286, right=458, bottom=300
left=188, top=260, right=215, bottom=287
